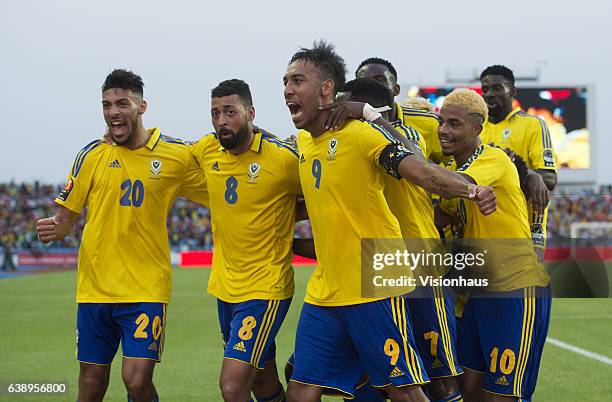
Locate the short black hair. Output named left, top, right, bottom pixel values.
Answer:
left=102, top=69, right=144, bottom=97
left=211, top=79, right=253, bottom=106
left=356, top=57, right=398, bottom=81
left=343, top=78, right=394, bottom=108
left=289, top=40, right=346, bottom=95
left=480, top=65, right=515, bottom=86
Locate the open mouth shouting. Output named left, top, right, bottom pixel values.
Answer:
left=286, top=101, right=304, bottom=124
left=110, top=120, right=128, bottom=139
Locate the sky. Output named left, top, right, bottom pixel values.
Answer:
left=1, top=0, right=611, bottom=184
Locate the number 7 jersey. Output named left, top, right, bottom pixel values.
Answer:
left=55, top=128, right=209, bottom=304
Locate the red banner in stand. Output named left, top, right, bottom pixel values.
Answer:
left=18, top=252, right=78, bottom=267
left=180, top=251, right=317, bottom=267
left=179, top=248, right=612, bottom=267
left=20, top=248, right=610, bottom=268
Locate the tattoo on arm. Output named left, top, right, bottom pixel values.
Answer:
left=430, top=176, right=451, bottom=198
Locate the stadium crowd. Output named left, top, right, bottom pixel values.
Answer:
left=1, top=181, right=610, bottom=256
left=547, top=185, right=612, bottom=244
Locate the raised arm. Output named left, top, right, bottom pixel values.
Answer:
left=320, top=101, right=496, bottom=214
left=320, top=101, right=425, bottom=160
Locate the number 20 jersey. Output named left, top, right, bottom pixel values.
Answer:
left=55, top=128, right=209, bottom=304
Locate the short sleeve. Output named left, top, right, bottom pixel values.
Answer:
left=359, top=121, right=398, bottom=166
left=393, top=123, right=426, bottom=159
left=283, top=147, right=302, bottom=196
left=189, top=135, right=208, bottom=169
left=527, top=118, right=557, bottom=171
left=55, top=141, right=103, bottom=214
left=178, top=152, right=209, bottom=207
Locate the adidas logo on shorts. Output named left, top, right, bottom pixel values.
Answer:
left=390, top=367, right=404, bottom=378
left=432, top=358, right=443, bottom=369
left=233, top=341, right=247, bottom=352
left=495, top=375, right=509, bottom=386
left=148, top=342, right=158, bottom=351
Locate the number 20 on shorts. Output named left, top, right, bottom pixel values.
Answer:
left=133, top=313, right=163, bottom=340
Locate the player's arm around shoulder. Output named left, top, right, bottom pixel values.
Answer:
left=281, top=139, right=302, bottom=196
left=177, top=134, right=213, bottom=207
left=188, top=132, right=217, bottom=166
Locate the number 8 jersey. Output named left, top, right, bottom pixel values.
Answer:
left=55, top=128, right=209, bottom=304
left=190, top=129, right=302, bottom=303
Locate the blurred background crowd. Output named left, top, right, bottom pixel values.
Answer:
left=1, top=181, right=610, bottom=261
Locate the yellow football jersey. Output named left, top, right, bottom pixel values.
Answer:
left=480, top=107, right=557, bottom=249
left=298, top=119, right=410, bottom=307
left=56, top=128, right=209, bottom=303
left=396, top=102, right=448, bottom=164
left=190, top=129, right=301, bottom=303
left=385, top=122, right=444, bottom=279
left=441, top=145, right=550, bottom=291
left=385, top=122, right=439, bottom=240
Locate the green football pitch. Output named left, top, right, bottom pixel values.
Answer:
left=1, top=267, right=611, bottom=401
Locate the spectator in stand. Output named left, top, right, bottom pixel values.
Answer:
left=0, top=181, right=85, bottom=250
left=1, top=231, right=17, bottom=271
left=547, top=188, right=611, bottom=245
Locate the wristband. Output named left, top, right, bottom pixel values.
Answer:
left=362, top=103, right=392, bottom=121
left=362, top=103, right=382, bottom=121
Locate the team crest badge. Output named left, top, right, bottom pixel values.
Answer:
left=248, top=162, right=260, bottom=183
left=328, top=137, right=338, bottom=160
left=503, top=128, right=512, bottom=138
left=150, top=159, right=162, bottom=176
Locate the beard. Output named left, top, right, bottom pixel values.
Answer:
left=218, top=121, right=250, bottom=150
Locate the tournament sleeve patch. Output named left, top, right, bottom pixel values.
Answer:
left=379, top=143, right=414, bottom=179
left=531, top=223, right=545, bottom=247
left=543, top=149, right=555, bottom=168
left=57, top=178, right=74, bottom=201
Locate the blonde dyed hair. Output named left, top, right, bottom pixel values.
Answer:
left=402, top=96, right=436, bottom=112
left=442, top=88, right=488, bottom=123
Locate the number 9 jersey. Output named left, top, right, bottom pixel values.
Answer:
left=55, top=128, right=209, bottom=304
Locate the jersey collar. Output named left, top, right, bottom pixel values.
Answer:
left=504, top=107, right=522, bottom=121
left=394, top=102, right=403, bottom=123
left=145, top=127, right=162, bottom=150
left=217, top=129, right=263, bottom=153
